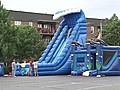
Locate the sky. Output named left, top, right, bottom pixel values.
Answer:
left=1, top=0, right=120, bottom=19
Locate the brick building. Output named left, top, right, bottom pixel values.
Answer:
left=9, top=10, right=104, bottom=42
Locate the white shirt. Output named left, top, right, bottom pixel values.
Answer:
left=33, top=61, right=38, bottom=68
left=12, top=61, right=16, bottom=70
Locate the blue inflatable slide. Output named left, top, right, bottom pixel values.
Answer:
left=37, top=9, right=87, bottom=75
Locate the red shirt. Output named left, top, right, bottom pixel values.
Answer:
left=29, top=61, right=33, bottom=67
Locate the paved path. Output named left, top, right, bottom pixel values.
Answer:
left=0, top=75, right=120, bottom=90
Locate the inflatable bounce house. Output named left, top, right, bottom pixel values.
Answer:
left=71, top=40, right=120, bottom=76
left=15, top=62, right=30, bottom=76
left=15, top=8, right=120, bottom=76
left=0, top=62, right=4, bottom=76
left=15, top=8, right=87, bottom=76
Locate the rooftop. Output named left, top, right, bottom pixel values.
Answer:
left=9, top=10, right=105, bottom=26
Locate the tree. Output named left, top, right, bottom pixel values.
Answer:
left=0, top=1, right=46, bottom=63
left=0, top=1, right=13, bottom=62
left=13, top=25, right=46, bottom=62
left=0, top=1, right=46, bottom=74
left=103, top=14, right=120, bottom=46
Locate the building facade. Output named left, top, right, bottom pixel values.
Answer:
left=9, top=10, right=104, bottom=43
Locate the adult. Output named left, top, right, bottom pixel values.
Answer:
left=29, top=60, right=33, bottom=76
left=11, top=60, right=16, bottom=77
left=33, top=61, right=38, bottom=76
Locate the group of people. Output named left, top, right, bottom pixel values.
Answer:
left=11, top=60, right=38, bottom=77
left=29, top=60, right=38, bottom=76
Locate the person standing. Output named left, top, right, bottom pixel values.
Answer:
left=11, top=60, right=16, bottom=77
left=33, top=61, right=38, bottom=76
left=29, top=60, right=33, bottom=76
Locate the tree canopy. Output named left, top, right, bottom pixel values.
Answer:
left=103, top=14, right=120, bottom=46
left=0, top=1, right=46, bottom=63
left=13, top=25, right=46, bottom=62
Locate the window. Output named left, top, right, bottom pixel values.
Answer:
left=38, top=24, right=42, bottom=28
left=44, top=24, right=48, bottom=29
left=91, top=26, right=94, bottom=34
left=43, top=24, right=52, bottom=30
left=14, top=21, right=21, bottom=25
left=29, top=22, right=33, bottom=26
left=48, top=24, right=52, bottom=30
